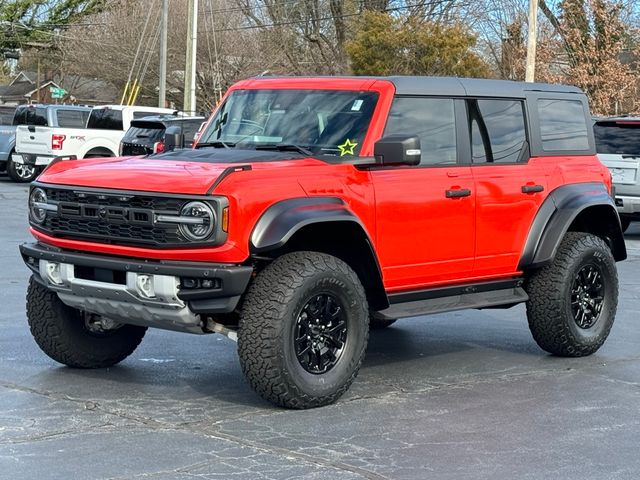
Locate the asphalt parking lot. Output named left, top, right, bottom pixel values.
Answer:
left=1, top=176, right=640, bottom=480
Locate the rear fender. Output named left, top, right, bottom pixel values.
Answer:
left=518, top=182, right=626, bottom=270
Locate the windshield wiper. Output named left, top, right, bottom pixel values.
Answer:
left=194, top=141, right=235, bottom=149
left=255, top=143, right=313, bottom=156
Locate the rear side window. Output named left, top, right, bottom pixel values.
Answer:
left=12, top=106, right=27, bottom=125
left=469, top=99, right=527, bottom=164
left=593, top=122, right=640, bottom=156
left=12, top=106, right=48, bottom=126
left=33, top=107, right=48, bottom=126
left=537, top=99, right=589, bottom=151
left=56, top=109, right=89, bottom=128
left=122, top=125, right=165, bottom=143
left=384, top=97, right=457, bottom=166
left=87, top=109, right=123, bottom=130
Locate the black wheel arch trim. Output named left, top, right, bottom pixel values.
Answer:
left=251, top=197, right=365, bottom=253
left=250, top=197, right=389, bottom=310
left=518, top=182, right=626, bottom=270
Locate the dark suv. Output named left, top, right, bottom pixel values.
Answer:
left=120, top=115, right=205, bottom=156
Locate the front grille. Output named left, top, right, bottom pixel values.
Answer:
left=38, top=187, right=193, bottom=247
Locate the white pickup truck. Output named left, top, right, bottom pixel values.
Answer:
left=13, top=105, right=176, bottom=178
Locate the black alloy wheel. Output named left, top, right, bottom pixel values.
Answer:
left=294, top=293, right=347, bottom=374
left=570, top=264, right=605, bottom=329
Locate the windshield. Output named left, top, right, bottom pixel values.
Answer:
left=594, top=122, right=640, bottom=156
left=198, top=89, right=379, bottom=157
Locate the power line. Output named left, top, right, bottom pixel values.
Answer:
left=211, top=1, right=463, bottom=33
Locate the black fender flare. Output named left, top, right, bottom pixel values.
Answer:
left=251, top=197, right=366, bottom=253
left=250, top=197, right=388, bottom=309
left=518, top=182, right=626, bottom=270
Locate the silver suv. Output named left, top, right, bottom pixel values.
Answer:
left=593, top=117, right=640, bottom=232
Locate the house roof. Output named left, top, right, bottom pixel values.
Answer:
left=58, top=75, right=118, bottom=104
left=0, top=80, right=59, bottom=99
left=9, top=71, right=36, bottom=86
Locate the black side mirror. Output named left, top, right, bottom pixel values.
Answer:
left=164, top=125, right=184, bottom=152
left=374, top=135, right=421, bottom=166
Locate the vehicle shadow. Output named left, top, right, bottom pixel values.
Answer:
left=25, top=311, right=546, bottom=410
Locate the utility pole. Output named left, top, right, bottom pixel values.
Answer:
left=36, top=57, right=41, bottom=103
left=525, top=0, right=539, bottom=82
left=183, top=0, right=198, bottom=114
left=158, top=0, right=168, bottom=108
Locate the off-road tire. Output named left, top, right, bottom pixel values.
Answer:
left=525, top=232, right=618, bottom=357
left=26, top=277, right=147, bottom=368
left=7, top=153, right=39, bottom=183
left=369, top=312, right=397, bottom=330
left=238, top=251, right=369, bottom=409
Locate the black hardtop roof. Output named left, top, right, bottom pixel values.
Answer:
left=388, top=76, right=583, bottom=97
left=252, top=75, right=584, bottom=97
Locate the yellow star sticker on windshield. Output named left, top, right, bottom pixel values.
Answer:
left=338, top=139, right=358, bottom=157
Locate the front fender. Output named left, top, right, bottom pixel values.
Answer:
left=250, top=197, right=366, bottom=253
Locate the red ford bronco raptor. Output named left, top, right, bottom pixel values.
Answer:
left=21, top=76, right=626, bottom=409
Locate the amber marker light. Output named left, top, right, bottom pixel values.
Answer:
left=221, top=207, right=229, bottom=232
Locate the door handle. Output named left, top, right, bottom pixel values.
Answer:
left=521, top=184, right=544, bottom=194
left=445, top=188, right=471, bottom=198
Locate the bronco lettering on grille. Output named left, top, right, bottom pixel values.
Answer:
left=58, top=202, right=152, bottom=225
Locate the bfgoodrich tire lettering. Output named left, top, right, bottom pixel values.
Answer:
left=525, top=232, right=618, bottom=357
left=26, top=277, right=147, bottom=368
left=237, top=251, right=369, bottom=409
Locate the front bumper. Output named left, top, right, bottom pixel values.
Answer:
left=614, top=195, right=640, bottom=216
left=13, top=152, right=56, bottom=166
left=20, top=242, right=253, bottom=334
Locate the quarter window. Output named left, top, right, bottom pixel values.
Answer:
left=469, top=99, right=527, bottom=163
left=384, top=97, right=457, bottom=166
left=537, top=99, right=590, bottom=151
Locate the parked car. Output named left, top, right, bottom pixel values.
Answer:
left=13, top=105, right=175, bottom=181
left=120, top=115, right=205, bottom=156
left=0, top=105, right=15, bottom=126
left=593, top=117, right=640, bottom=232
left=21, top=76, right=625, bottom=409
left=0, top=105, right=16, bottom=175
left=1, top=104, right=91, bottom=182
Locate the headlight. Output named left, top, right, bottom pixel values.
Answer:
left=29, top=188, right=48, bottom=224
left=179, top=201, right=215, bottom=241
